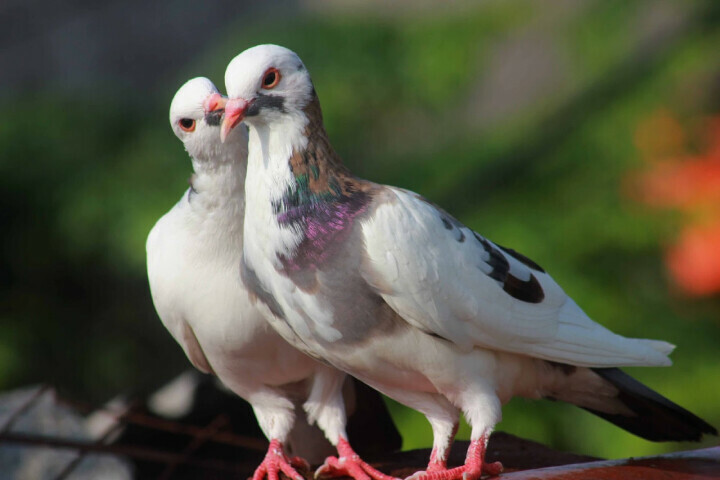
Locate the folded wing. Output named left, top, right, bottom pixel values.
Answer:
left=361, top=187, right=673, bottom=367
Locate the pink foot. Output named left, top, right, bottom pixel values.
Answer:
left=252, top=439, right=307, bottom=480
left=316, top=438, right=399, bottom=480
left=406, top=437, right=503, bottom=480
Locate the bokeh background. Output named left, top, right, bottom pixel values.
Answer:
left=2, top=0, right=719, bottom=461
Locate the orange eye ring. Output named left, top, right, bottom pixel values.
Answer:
left=179, top=118, right=196, bottom=132
left=261, top=67, right=281, bottom=89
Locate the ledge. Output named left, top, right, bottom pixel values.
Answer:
left=351, top=433, right=719, bottom=479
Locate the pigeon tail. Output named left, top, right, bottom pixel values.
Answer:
left=642, top=339, right=676, bottom=356
left=583, top=368, right=717, bottom=442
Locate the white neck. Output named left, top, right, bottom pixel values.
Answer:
left=186, top=145, right=247, bottom=234
left=246, top=114, right=308, bottom=196
left=243, top=113, right=309, bottom=261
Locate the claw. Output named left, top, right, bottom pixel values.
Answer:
left=405, top=463, right=502, bottom=480
left=405, top=437, right=502, bottom=480
left=253, top=439, right=308, bottom=480
left=480, top=462, right=503, bottom=476
left=316, top=438, right=399, bottom=480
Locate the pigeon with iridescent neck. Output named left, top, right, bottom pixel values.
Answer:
left=147, top=77, right=392, bottom=480
left=220, top=45, right=717, bottom=480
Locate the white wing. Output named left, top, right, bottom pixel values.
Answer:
left=361, top=187, right=674, bottom=367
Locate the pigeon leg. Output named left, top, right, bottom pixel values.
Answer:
left=426, top=421, right=458, bottom=473
left=405, top=435, right=502, bottom=480
left=252, top=439, right=306, bottom=480
left=315, top=437, right=399, bottom=480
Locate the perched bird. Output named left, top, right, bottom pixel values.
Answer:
left=147, top=77, right=397, bottom=480
left=219, top=45, right=717, bottom=480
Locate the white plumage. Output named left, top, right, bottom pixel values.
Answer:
left=146, top=77, right=352, bottom=477
left=363, top=187, right=674, bottom=366
left=219, top=45, right=715, bottom=480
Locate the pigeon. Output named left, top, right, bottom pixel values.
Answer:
left=219, top=45, right=717, bottom=480
left=147, top=77, right=389, bottom=480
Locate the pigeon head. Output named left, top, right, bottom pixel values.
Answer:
left=169, top=77, right=247, bottom=161
left=221, top=45, right=314, bottom=142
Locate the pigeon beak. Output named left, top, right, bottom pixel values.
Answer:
left=203, top=93, right=226, bottom=114
left=203, top=93, right=226, bottom=127
left=221, top=98, right=249, bottom=143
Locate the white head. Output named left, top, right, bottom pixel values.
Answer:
left=169, top=77, right=248, bottom=163
left=220, top=45, right=315, bottom=141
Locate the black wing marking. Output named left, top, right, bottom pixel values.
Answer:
left=424, top=193, right=546, bottom=304
left=497, top=244, right=545, bottom=273
left=474, top=232, right=545, bottom=304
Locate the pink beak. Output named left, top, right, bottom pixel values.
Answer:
left=221, top=98, right=249, bottom=143
left=203, top=92, right=226, bottom=114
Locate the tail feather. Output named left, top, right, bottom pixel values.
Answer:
left=584, top=368, right=717, bottom=442
left=642, top=339, right=676, bottom=356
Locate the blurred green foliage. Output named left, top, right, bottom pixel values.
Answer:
left=1, top=0, right=719, bottom=460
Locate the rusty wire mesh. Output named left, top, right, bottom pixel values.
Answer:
left=0, top=384, right=269, bottom=479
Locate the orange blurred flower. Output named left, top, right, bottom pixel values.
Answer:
left=629, top=110, right=720, bottom=296
left=633, top=159, right=720, bottom=210
left=666, top=221, right=720, bottom=296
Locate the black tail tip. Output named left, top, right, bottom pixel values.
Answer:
left=588, top=368, right=717, bottom=442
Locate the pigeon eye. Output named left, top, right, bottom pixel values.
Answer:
left=179, top=118, right=196, bottom=132
left=262, top=68, right=281, bottom=89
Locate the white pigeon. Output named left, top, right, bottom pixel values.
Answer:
left=219, top=45, right=717, bottom=480
left=147, top=77, right=382, bottom=480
